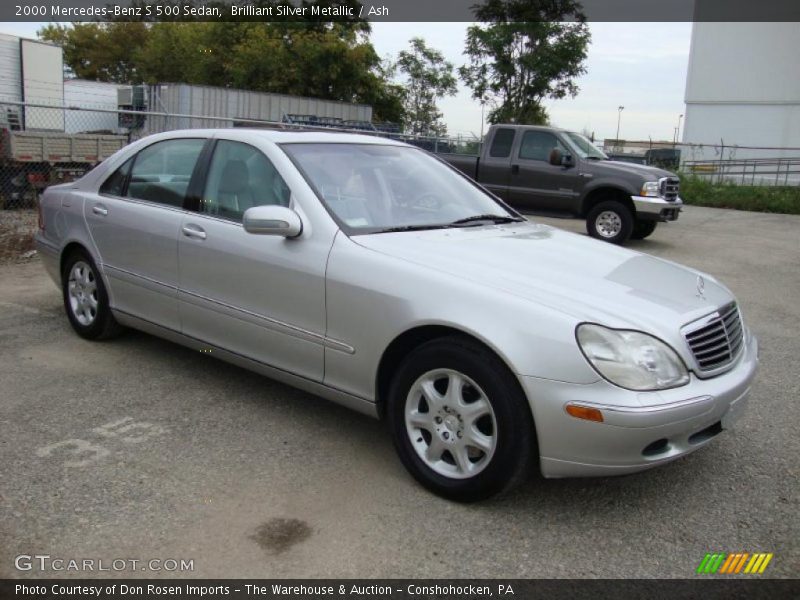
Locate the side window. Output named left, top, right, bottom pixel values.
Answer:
left=99, top=157, right=133, bottom=196
left=200, top=140, right=291, bottom=222
left=126, top=139, right=205, bottom=208
left=519, top=131, right=566, bottom=162
left=489, top=128, right=515, bottom=158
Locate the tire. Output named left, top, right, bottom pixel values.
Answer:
left=631, top=220, right=658, bottom=240
left=586, top=200, right=634, bottom=245
left=387, top=336, right=536, bottom=502
left=62, top=249, right=123, bottom=340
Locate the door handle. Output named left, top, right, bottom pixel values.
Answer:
left=182, top=225, right=207, bottom=240
left=92, top=204, right=108, bottom=216
left=511, top=164, right=520, bottom=175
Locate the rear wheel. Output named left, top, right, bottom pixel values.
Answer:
left=631, top=220, right=658, bottom=240
left=62, top=250, right=123, bottom=340
left=586, top=200, right=634, bottom=245
left=387, top=337, right=536, bottom=502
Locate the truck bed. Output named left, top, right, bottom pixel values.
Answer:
left=439, top=153, right=479, bottom=179
left=3, top=131, right=127, bottom=163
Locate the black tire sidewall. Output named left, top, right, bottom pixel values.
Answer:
left=587, top=200, right=634, bottom=244
left=631, top=220, right=657, bottom=240
left=387, top=338, right=534, bottom=502
left=62, top=250, right=115, bottom=340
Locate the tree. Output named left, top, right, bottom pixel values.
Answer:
left=459, top=0, right=590, bottom=125
left=39, top=16, right=405, bottom=123
left=396, top=38, right=457, bottom=136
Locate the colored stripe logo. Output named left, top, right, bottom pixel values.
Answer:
left=697, top=552, right=773, bottom=574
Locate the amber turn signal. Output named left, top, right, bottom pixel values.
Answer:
left=565, top=404, right=604, bottom=422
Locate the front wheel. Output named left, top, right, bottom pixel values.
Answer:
left=586, top=200, right=634, bottom=245
left=387, top=337, right=536, bottom=502
left=62, top=250, right=123, bottom=340
left=631, top=220, right=658, bottom=240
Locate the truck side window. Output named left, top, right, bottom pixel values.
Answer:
left=519, top=131, right=566, bottom=162
left=99, top=157, right=133, bottom=197
left=489, top=128, right=515, bottom=158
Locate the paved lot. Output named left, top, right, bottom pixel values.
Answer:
left=1, top=206, right=798, bottom=579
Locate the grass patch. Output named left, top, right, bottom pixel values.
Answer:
left=678, top=175, right=800, bottom=215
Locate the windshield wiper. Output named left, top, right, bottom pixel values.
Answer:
left=374, top=224, right=452, bottom=234
left=449, top=214, right=524, bottom=226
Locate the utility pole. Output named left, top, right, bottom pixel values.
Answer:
left=616, top=106, right=624, bottom=150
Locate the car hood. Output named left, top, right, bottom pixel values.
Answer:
left=591, top=159, right=675, bottom=181
left=354, top=222, right=733, bottom=334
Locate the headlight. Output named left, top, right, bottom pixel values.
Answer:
left=640, top=181, right=660, bottom=197
left=576, top=324, right=689, bottom=390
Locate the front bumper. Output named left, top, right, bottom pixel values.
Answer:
left=632, top=195, right=683, bottom=222
left=523, top=329, right=759, bottom=478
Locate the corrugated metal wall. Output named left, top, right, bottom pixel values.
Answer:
left=64, top=79, right=121, bottom=134
left=0, top=34, right=22, bottom=102
left=145, top=83, right=373, bottom=133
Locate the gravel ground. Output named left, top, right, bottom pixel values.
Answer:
left=0, top=205, right=797, bottom=579
left=0, top=210, right=37, bottom=263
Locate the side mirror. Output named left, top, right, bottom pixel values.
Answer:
left=243, top=205, right=303, bottom=238
left=549, top=148, right=573, bottom=167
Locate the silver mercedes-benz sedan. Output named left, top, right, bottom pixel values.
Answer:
left=35, top=129, right=758, bottom=501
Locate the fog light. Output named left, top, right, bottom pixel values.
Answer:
left=565, top=403, right=604, bottom=422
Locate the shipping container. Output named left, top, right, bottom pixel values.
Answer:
left=142, top=83, right=373, bottom=134
left=64, top=79, right=122, bottom=134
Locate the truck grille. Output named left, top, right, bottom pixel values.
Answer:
left=684, top=303, right=744, bottom=373
left=659, top=177, right=680, bottom=202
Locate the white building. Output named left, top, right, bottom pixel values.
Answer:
left=682, top=22, right=800, bottom=181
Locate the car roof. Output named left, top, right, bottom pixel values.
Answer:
left=138, top=128, right=408, bottom=146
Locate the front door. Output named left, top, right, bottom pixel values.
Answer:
left=177, top=139, right=330, bottom=382
left=508, top=130, right=580, bottom=212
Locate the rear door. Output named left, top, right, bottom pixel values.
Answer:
left=84, top=137, right=206, bottom=328
left=477, top=127, right=516, bottom=200
left=508, top=130, right=580, bottom=212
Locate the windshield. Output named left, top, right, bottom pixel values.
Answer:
left=281, top=143, right=518, bottom=234
left=564, top=132, right=608, bottom=160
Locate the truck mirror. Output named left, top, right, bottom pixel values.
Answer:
left=548, top=148, right=562, bottom=166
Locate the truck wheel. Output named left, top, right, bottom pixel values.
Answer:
left=586, top=201, right=633, bottom=244
left=631, top=220, right=658, bottom=240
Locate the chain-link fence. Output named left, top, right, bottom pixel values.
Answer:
left=3, top=97, right=799, bottom=214
left=0, top=98, right=485, bottom=211
left=604, top=138, right=800, bottom=186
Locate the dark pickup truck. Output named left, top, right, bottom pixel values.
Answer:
left=441, top=124, right=682, bottom=244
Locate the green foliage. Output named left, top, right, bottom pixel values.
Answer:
left=679, top=176, right=800, bottom=215
left=395, top=38, right=457, bottom=137
left=460, top=0, right=590, bottom=125
left=38, top=11, right=405, bottom=123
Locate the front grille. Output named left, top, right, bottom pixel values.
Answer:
left=684, top=303, right=744, bottom=373
left=659, top=177, right=680, bottom=202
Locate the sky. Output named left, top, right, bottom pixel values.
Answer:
left=1, top=21, right=693, bottom=142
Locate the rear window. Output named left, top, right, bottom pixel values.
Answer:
left=489, top=128, right=515, bottom=158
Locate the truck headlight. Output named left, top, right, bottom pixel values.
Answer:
left=640, top=181, right=660, bottom=197
left=576, top=324, right=689, bottom=390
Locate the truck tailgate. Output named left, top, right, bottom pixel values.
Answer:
left=7, top=132, right=127, bottom=163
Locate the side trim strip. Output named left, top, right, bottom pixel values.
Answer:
left=179, top=288, right=355, bottom=355
left=103, top=265, right=355, bottom=355
left=104, top=264, right=178, bottom=291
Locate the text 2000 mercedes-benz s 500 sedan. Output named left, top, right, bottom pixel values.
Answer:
left=35, top=130, right=758, bottom=501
